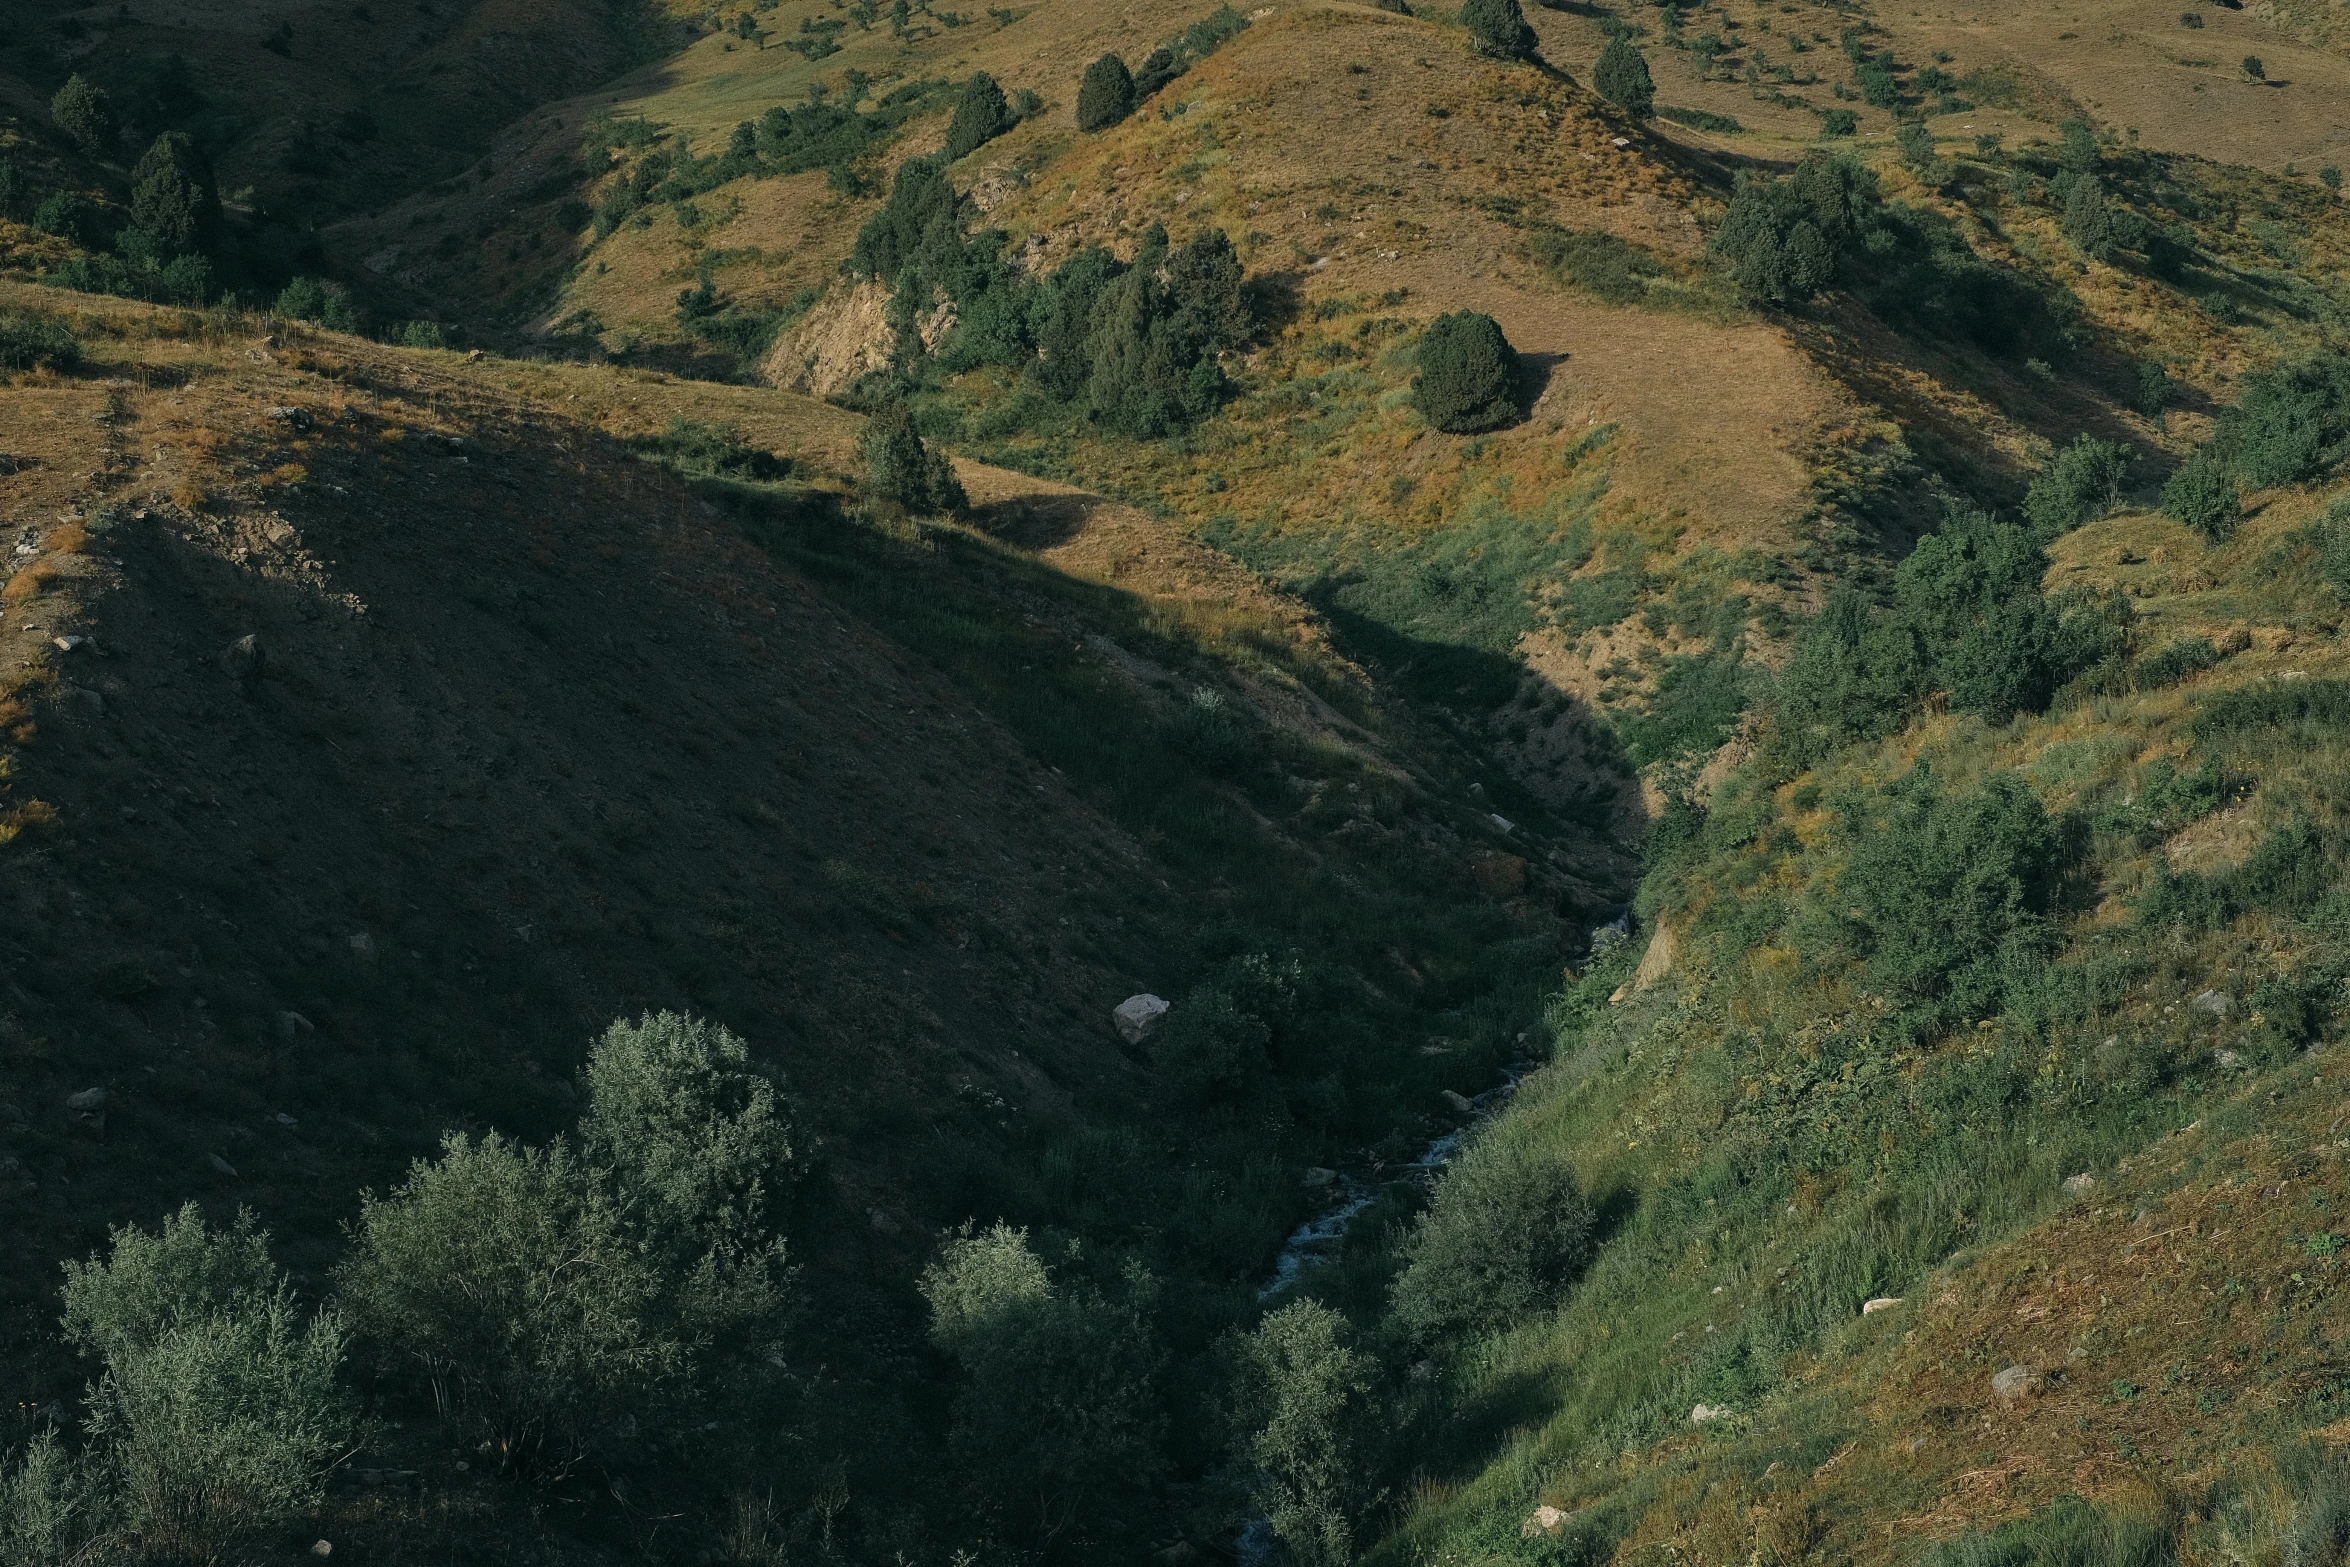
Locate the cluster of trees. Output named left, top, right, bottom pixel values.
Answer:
left=32, top=76, right=225, bottom=304
left=2162, top=352, right=2350, bottom=537
left=1074, top=6, right=1251, bottom=132
left=0, top=1014, right=799, bottom=1560
left=1775, top=482, right=2133, bottom=759
left=851, top=154, right=1253, bottom=439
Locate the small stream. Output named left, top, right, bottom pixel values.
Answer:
left=1257, top=1054, right=1535, bottom=1301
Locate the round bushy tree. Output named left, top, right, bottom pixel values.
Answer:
left=50, top=75, right=117, bottom=155
left=944, top=71, right=1012, bottom=160
left=2062, top=174, right=2116, bottom=260
left=2162, top=445, right=2239, bottom=539
left=861, top=402, right=966, bottom=513
left=1077, top=53, right=1136, bottom=131
left=1412, top=310, right=1520, bottom=434
left=1227, top=1301, right=1379, bottom=1567
left=1388, top=1132, right=1592, bottom=1340
left=1593, top=36, right=1655, bottom=115
left=1461, top=0, right=1537, bottom=59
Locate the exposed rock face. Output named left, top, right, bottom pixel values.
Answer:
left=764, top=279, right=893, bottom=398
left=1633, top=921, right=1676, bottom=990
left=1991, top=1364, right=2042, bottom=1402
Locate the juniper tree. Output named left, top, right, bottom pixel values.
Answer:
left=944, top=71, right=1012, bottom=160
left=1461, top=0, right=1537, bottom=59
left=1412, top=310, right=1520, bottom=433
left=1593, top=36, right=1655, bottom=115
left=127, top=132, right=220, bottom=263
left=1077, top=53, right=1136, bottom=131
left=861, top=402, right=966, bottom=513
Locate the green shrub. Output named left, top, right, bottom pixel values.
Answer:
left=861, top=402, right=966, bottom=512
left=0, top=1429, right=103, bottom=1567
left=2061, top=174, right=2116, bottom=260
left=1389, top=1131, right=1592, bottom=1340
left=1165, top=685, right=1252, bottom=770
left=87, top=1297, right=353, bottom=1562
left=49, top=75, right=117, bottom=155
left=400, top=319, right=448, bottom=349
left=31, top=192, right=102, bottom=248
left=60, top=1205, right=277, bottom=1361
left=1461, top=0, right=1538, bottom=59
left=1081, top=224, right=1249, bottom=436
left=944, top=71, right=1012, bottom=160
left=2057, top=117, right=2100, bottom=173
left=849, top=156, right=956, bottom=281
left=2161, top=444, right=2239, bottom=537
left=59, top=1206, right=354, bottom=1563
left=1920, top=1494, right=2172, bottom=1567
left=2231, top=356, right=2350, bottom=490
left=2135, top=360, right=2175, bottom=417
left=1077, top=53, right=1136, bottom=131
left=2130, top=636, right=2221, bottom=691
left=2309, top=498, right=2350, bottom=598
left=1772, top=588, right=1925, bottom=761
left=1593, top=38, right=1656, bottom=115
left=1151, top=985, right=1271, bottom=1104
left=0, top=311, right=80, bottom=372
left=1657, top=104, right=1742, bottom=132
left=919, top=1225, right=1167, bottom=1551
left=1841, top=765, right=2060, bottom=1027
left=1820, top=106, right=1858, bottom=136
left=627, top=417, right=792, bottom=481
left=1412, top=310, right=1519, bottom=434
left=580, top=1011, right=799, bottom=1263
left=1225, top=1301, right=1380, bottom=1567
left=2023, top=435, right=2132, bottom=537
left=2193, top=677, right=2350, bottom=738
left=2096, top=755, right=2237, bottom=846
left=1528, top=227, right=1666, bottom=305
left=338, top=1132, right=688, bottom=1470
left=1710, top=154, right=1877, bottom=304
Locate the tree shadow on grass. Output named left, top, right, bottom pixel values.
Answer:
left=966, top=487, right=1096, bottom=551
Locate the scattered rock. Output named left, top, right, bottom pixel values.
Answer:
left=220, top=634, right=265, bottom=683
left=275, top=1010, right=315, bottom=1041
left=65, top=1087, right=108, bottom=1114
left=51, top=635, right=84, bottom=652
left=2215, top=1047, right=2240, bottom=1068
left=1112, top=993, right=1169, bottom=1045
left=57, top=684, right=104, bottom=718
left=1440, top=1089, right=1476, bottom=1117
left=310, top=1541, right=332, bottom=1558
left=1471, top=852, right=1526, bottom=898
left=267, top=406, right=314, bottom=432
left=1589, top=912, right=1632, bottom=953
left=1522, top=1504, right=1567, bottom=1538
left=1690, top=1403, right=1728, bottom=1423
left=868, top=1206, right=901, bottom=1236
left=1301, top=1166, right=1338, bottom=1188
left=275, top=1113, right=299, bottom=1128
left=2061, top=1172, right=2095, bottom=1198
left=348, top=932, right=375, bottom=958
left=1488, top=812, right=1516, bottom=834
left=1151, top=1544, right=1198, bottom=1567
left=2191, top=989, right=2236, bottom=1018
left=1861, top=1296, right=1903, bottom=1315
left=1991, top=1364, right=2041, bottom=1403
left=208, top=1153, right=238, bottom=1177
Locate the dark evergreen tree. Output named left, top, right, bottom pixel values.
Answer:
left=50, top=75, right=118, bottom=156
left=1592, top=37, right=1655, bottom=115
left=1461, top=0, right=1537, bottom=59
left=2061, top=174, right=2117, bottom=260
left=1709, top=153, right=1878, bottom=304
left=1027, top=246, right=1124, bottom=401
left=1132, top=46, right=1182, bottom=98
left=849, top=156, right=957, bottom=279
left=943, top=71, right=1012, bottom=161
left=861, top=402, right=966, bottom=513
left=1077, top=53, right=1137, bottom=132
left=1082, top=225, right=1249, bottom=437
left=1412, top=310, right=1519, bottom=434
left=127, top=132, right=220, bottom=263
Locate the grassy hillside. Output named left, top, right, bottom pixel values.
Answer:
left=8, top=0, right=2350, bottom=1562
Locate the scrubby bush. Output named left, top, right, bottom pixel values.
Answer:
left=1151, top=985, right=1271, bottom=1104
left=1225, top=1301, right=1380, bottom=1567
left=628, top=416, right=792, bottom=481
left=0, top=311, right=81, bottom=372
left=861, top=402, right=966, bottom=513
left=274, top=276, right=360, bottom=332
left=1593, top=37, right=1655, bottom=115
left=1077, top=53, right=1136, bottom=131
left=2062, top=174, right=2116, bottom=260
left=32, top=192, right=103, bottom=248
left=1389, top=1132, right=1592, bottom=1339
left=1461, top=0, right=1538, bottom=59
left=1412, top=310, right=1519, bottom=434
left=1166, top=685, right=1252, bottom=771
left=580, top=1011, right=799, bottom=1263
left=1772, top=588, right=1926, bottom=760
left=1841, top=765, right=2061, bottom=1026
left=920, top=1225, right=1167, bottom=1551
left=50, top=75, right=117, bottom=155
left=2131, top=636, right=2222, bottom=691
left=944, top=71, right=1012, bottom=160
left=2162, top=445, right=2239, bottom=537
left=849, top=156, right=957, bottom=281
left=337, top=1132, right=687, bottom=1470
left=57, top=1206, right=355, bottom=1563
left=0, top=1429, right=103, bottom=1567
left=2022, top=435, right=2132, bottom=537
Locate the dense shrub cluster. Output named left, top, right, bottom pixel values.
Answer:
left=1593, top=37, right=1656, bottom=115
left=1073, top=7, right=1249, bottom=132
left=1388, top=1128, right=1593, bottom=1339
left=2164, top=353, right=2350, bottom=537
left=1775, top=499, right=2128, bottom=759
left=860, top=402, right=967, bottom=513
